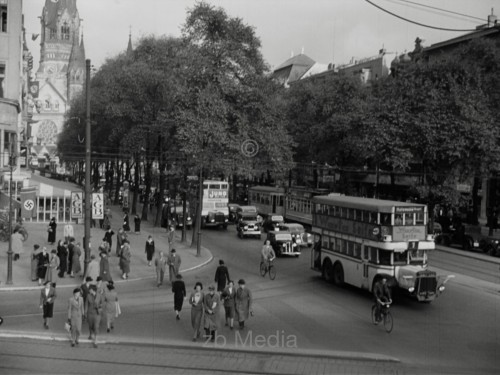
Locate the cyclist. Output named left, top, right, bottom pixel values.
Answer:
left=261, top=240, right=276, bottom=274
left=373, top=277, right=392, bottom=322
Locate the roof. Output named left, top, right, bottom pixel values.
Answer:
left=273, top=54, right=317, bottom=85
left=28, top=173, right=80, bottom=197
left=43, top=0, right=78, bottom=29
left=274, top=54, right=315, bottom=71
left=312, top=195, right=426, bottom=213
left=424, top=25, right=500, bottom=54
left=249, top=186, right=284, bottom=194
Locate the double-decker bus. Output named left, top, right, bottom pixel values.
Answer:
left=201, top=180, right=229, bottom=229
left=310, top=195, right=446, bottom=302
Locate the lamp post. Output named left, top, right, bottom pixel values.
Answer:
left=83, top=59, right=91, bottom=275
left=196, top=167, right=203, bottom=257
left=6, top=150, right=15, bottom=285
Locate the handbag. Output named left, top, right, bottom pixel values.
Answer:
left=115, top=301, right=121, bottom=317
left=64, top=321, right=71, bottom=332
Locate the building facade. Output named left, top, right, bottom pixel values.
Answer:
left=30, top=0, right=85, bottom=171
left=0, top=0, right=22, bottom=169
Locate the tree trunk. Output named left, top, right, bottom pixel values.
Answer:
left=155, top=133, right=165, bottom=227
left=141, top=137, right=152, bottom=222
left=113, top=160, right=123, bottom=205
left=132, top=153, right=140, bottom=216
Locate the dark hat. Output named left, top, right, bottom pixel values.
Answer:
left=89, top=285, right=97, bottom=291
left=107, top=283, right=115, bottom=291
left=208, top=284, right=215, bottom=290
left=176, top=274, right=183, bottom=279
left=96, top=276, right=102, bottom=282
left=85, top=276, right=93, bottom=282
left=51, top=249, right=57, bottom=254
left=194, top=281, right=203, bottom=290
left=219, top=260, right=224, bottom=265
left=171, top=249, right=176, bottom=253
left=73, top=288, right=81, bottom=294
left=34, top=244, right=40, bottom=249
left=238, top=279, right=246, bottom=285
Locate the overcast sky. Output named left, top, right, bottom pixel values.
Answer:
left=23, top=0, right=499, bottom=72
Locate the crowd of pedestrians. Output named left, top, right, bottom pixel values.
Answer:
left=21, top=207, right=256, bottom=347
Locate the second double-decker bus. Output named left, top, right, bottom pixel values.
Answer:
left=310, top=195, right=446, bottom=302
left=201, top=180, right=229, bottom=229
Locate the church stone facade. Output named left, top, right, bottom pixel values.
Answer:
left=31, top=0, right=85, bottom=170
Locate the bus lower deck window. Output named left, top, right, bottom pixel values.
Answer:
left=379, top=250, right=392, bottom=265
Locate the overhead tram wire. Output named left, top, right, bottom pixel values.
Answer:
left=389, top=0, right=486, bottom=22
left=364, top=0, right=479, bottom=32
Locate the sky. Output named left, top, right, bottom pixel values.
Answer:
left=22, top=0, right=500, bottom=72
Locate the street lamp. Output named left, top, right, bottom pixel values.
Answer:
left=83, top=59, right=91, bottom=276
left=6, top=150, right=16, bottom=285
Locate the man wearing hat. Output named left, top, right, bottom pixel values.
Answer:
left=167, top=249, right=181, bottom=283
left=203, top=284, right=221, bottom=342
left=80, top=276, right=92, bottom=319
left=39, top=281, right=57, bottom=329
left=86, top=284, right=103, bottom=348
left=235, top=279, right=253, bottom=330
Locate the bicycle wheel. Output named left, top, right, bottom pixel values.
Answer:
left=384, top=311, right=393, bottom=333
left=259, top=262, right=266, bottom=277
left=268, top=264, right=276, bottom=280
left=371, top=305, right=380, bottom=325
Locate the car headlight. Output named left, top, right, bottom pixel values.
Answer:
left=408, top=287, right=415, bottom=293
left=210, top=219, right=215, bottom=222
left=187, top=217, right=191, bottom=221
left=244, top=226, right=248, bottom=230
left=438, top=286, right=445, bottom=292
left=225, top=219, right=228, bottom=222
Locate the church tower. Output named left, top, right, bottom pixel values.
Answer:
left=31, top=0, right=85, bottom=170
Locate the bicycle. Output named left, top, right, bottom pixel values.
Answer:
left=259, top=258, right=276, bottom=280
left=0, top=223, right=28, bottom=242
left=371, top=301, right=393, bottom=333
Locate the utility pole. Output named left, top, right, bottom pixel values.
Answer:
left=6, top=144, right=15, bottom=285
left=84, top=59, right=91, bottom=275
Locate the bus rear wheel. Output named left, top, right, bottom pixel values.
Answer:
left=322, top=259, right=334, bottom=283
left=333, top=263, right=344, bottom=286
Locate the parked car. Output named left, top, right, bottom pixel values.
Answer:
left=435, top=224, right=479, bottom=250
left=280, top=223, right=312, bottom=247
left=228, top=203, right=240, bottom=223
left=266, top=231, right=300, bottom=257
left=262, top=214, right=284, bottom=233
left=237, top=219, right=261, bottom=239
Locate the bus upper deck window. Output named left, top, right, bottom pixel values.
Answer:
left=334, top=206, right=340, bottom=217
left=380, top=213, right=391, bottom=225
left=395, top=214, right=403, bottom=225
left=416, top=212, right=425, bottom=225
left=369, top=212, right=377, bottom=223
left=355, top=209, right=361, bottom=221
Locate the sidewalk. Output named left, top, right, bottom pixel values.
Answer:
left=0, top=203, right=212, bottom=291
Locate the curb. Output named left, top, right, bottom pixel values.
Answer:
left=436, top=245, right=500, bottom=264
left=0, top=250, right=213, bottom=292
left=0, top=330, right=400, bottom=363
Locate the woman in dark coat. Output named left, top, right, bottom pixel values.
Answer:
left=37, top=247, right=50, bottom=285
left=71, top=243, right=82, bottom=278
left=172, top=274, right=186, bottom=320
left=99, top=251, right=112, bottom=282
left=189, top=282, right=204, bottom=342
left=123, top=213, right=130, bottom=232
left=221, top=280, right=236, bottom=329
left=57, top=240, right=68, bottom=278
left=31, top=244, right=41, bottom=281
left=145, top=235, right=155, bottom=266
left=47, top=217, right=57, bottom=244
left=214, top=260, right=230, bottom=292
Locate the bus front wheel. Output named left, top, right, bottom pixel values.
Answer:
left=322, top=259, right=334, bottom=283
left=333, top=262, right=344, bottom=286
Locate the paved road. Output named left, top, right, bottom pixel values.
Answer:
left=1, top=224, right=499, bottom=374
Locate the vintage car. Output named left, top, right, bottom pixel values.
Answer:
left=262, top=214, right=284, bottom=233
left=171, top=205, right=193, bottom=230
left=228, top=203, right=240, bottom=223
left=237, top=219, right=261, bottom=239
left=266, top=231, right=301, bottom=257
left=434, top=223, right=479, bottom=250
left=236, top=205, right=258, bottom=222
left=280, top=223, right=312, bottom=247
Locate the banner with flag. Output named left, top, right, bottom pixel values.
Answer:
left=20, top=187, right=37, bottom=219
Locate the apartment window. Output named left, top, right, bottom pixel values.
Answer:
left=1, top=3, right=7, bottom=33
left=49, top=28, right=57, bottom=39
left=0, top=63, right=5, bottom=98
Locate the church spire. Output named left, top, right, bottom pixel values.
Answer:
left=127, top=27, right=133, bottom=57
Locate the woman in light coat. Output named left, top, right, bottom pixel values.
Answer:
left=203, top=284, right=221, bottom=342
left=67, top=288, right=84, bottom=347
left=104, top=282, right=119, bottom=333
left=119, top=240, right=131, bottom=279
left=44, top=249, right=59, bottom=283
left=71, top=242, right=82, bottom=278
left=155, top=250, right=167, bottom=287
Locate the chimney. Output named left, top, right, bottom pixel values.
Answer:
left=488, top=8, right=497, bottom=27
